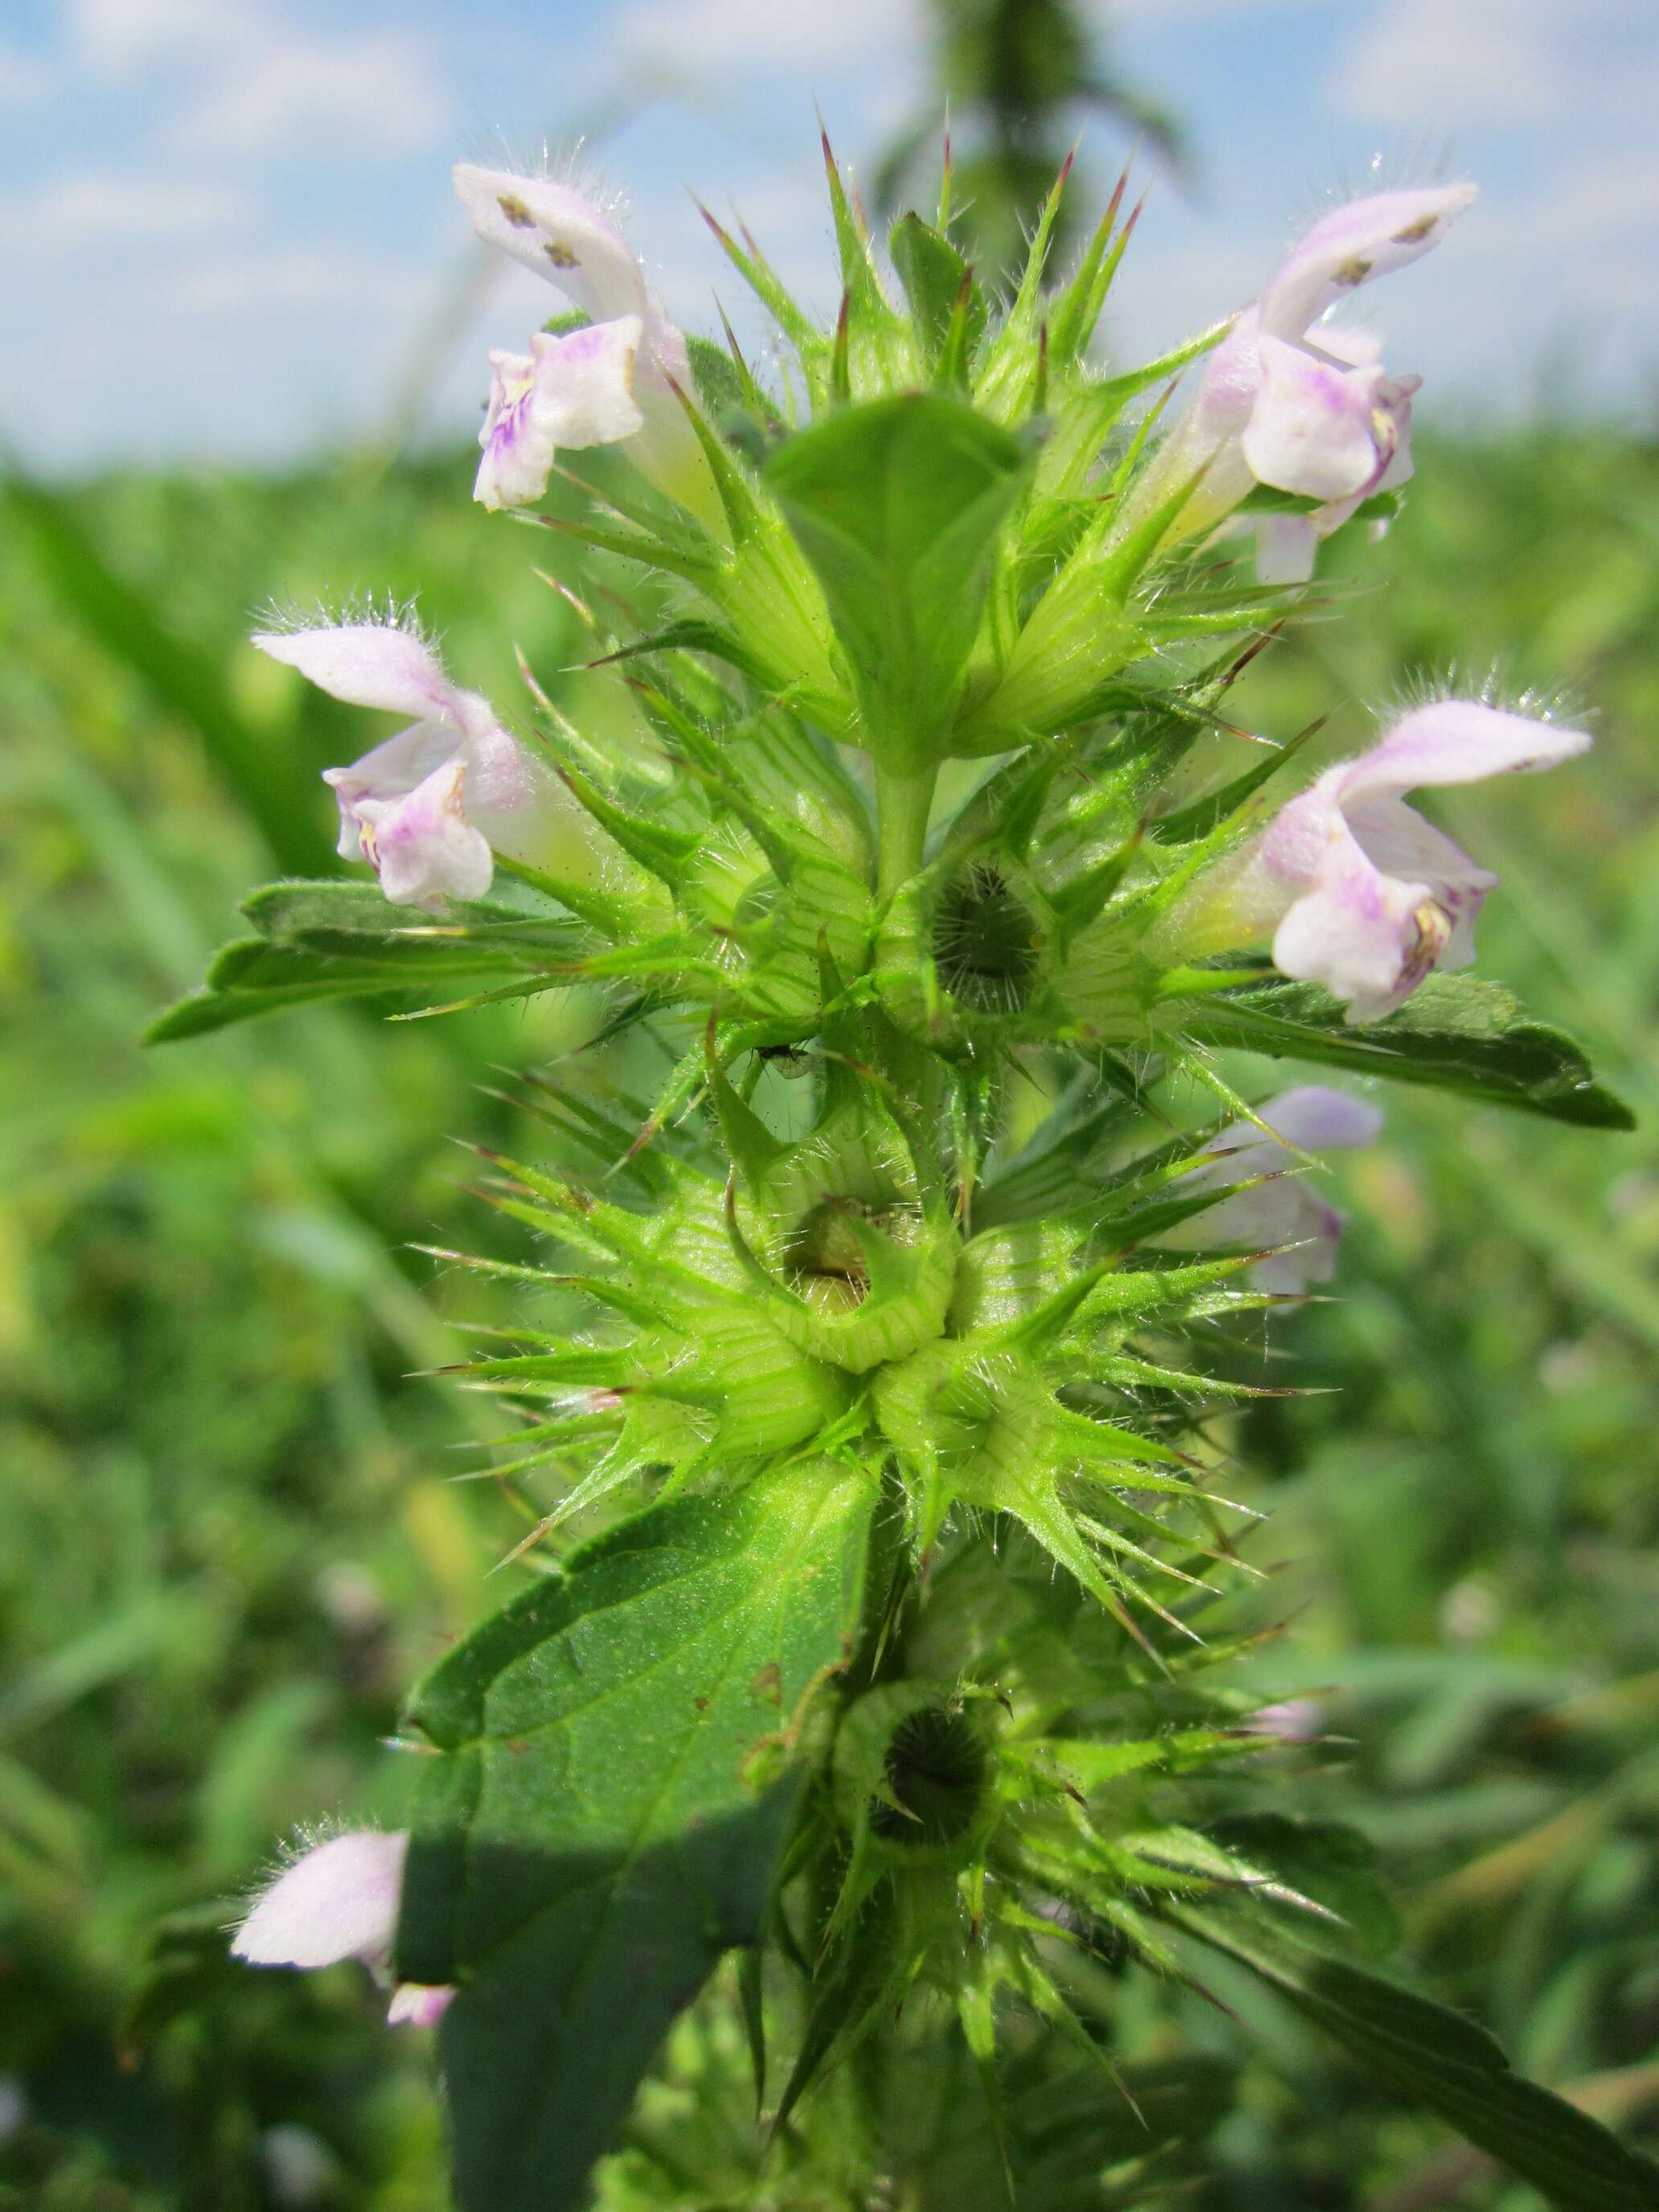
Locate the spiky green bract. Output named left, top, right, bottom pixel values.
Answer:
left=447, top=992, right=1283, bottom=1603
left=168, top=144, right=1641, bottom=2212
left=762, top=1535, right=1316, bottom=2138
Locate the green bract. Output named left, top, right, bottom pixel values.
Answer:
left=168, top=141, right=1646, bottom=2212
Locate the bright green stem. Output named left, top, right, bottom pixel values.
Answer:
left=1152, top=965, right=1275, bottom=1002
left=875, top=763, right=938, bottom=899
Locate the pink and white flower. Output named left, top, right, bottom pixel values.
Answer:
left=1152, top=184, right=1476, bottom=576
left=252, top=617, right=561, bottom=907
left=1176, top=700, right=1591, bottom=1024
left=475, top=319, right=647, bottom=512
left=454, top=162, right=716, bottom=524
left=1179, top=1086, right=1382, bottom=1293
left=232, top=1828, right=454, bottom=2030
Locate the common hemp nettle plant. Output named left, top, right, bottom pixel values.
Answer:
left=154, top=135, right=1653, bottom=2212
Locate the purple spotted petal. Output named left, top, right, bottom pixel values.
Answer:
left=453, top=163, right=647, bottom=323
left=1259, top=183, right=1478, bottom=340
left=232, top=1830, right=407, bottom=1973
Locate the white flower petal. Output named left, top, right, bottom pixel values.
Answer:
left=1270, top=853, right=1444, bottom=1024
left=474, top=350, right=552, bottom=513
left=1247, top=1086, right=1386, bottom=1153
left=1312, top=324, right=1384, bottom=369
left=364, top=759, right=497, bottom=907
left=387, top=1982, right=456, bottom=2029
left=1242, top=336, right=1392, bottom=503
left=1160, top=187, right=1468, bottom=551
left=323, top=719, right=457, bottom=861
left=253, top=623, right=474, bottom=734
left=1345, top=794, right=1493, bottom=966
left=232, top=1830, right=407, bottom=1971
left=529, top=316, right=645, bottom=443
left=1339, top=700, right=1592, bottom=804
left=1177, top=1087, right=1380, bottom=1291
left=1250, top=702, right=1590, bottom=1022
left=1251, top=512, right=1319, bottom=585
left=474, top=319, right=647, bottom=513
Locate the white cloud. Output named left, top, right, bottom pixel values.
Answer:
left=167, top=27, right=454, bottom=157
left=1105, top=0, right=1309, bottom=18
left=613, top=0, right=917, bottom=71
left=65, top=3, right=453, bottom=158
left=164, top=27, right=451, bottom=159
left=177, top=246, right=415, bottom=313
left=0, top=169, right=257, bottom=255
left=0, top=39, right=55, bottom=103
left=1332, top=0, right=1659, bottom=130
left=67, top=0, right=260, bottom=75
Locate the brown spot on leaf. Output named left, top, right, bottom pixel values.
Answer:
left=749, top=1661, right=783, bottom=1707
left=694, top=1695, right=709, bottom=1713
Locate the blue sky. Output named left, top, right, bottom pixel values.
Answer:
left=3, top=0, right=1657, bottom=472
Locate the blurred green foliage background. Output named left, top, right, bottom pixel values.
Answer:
left=4, top=3, right=1659, bottom=2198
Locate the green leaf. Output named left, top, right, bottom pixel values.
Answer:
left=764, top=395, right=1029, bottom=768
left=1180, top=1914, right=1659, bottom=2212
left=1186, top=974, right=1636, bottom=1130
left=146, top=878, right=586, bottom=1040
left=397, top=1462, right=877, bottom=2212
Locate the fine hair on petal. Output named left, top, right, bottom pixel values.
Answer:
left=252, top=592, right=436, bottom=648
